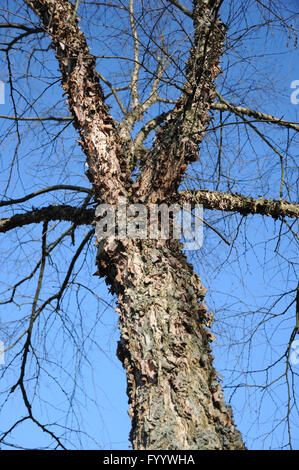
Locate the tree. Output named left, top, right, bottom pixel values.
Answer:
left=0, top=0, right=298, bottom=450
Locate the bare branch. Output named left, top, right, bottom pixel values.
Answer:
left=211, top=100, right=299, bottom=132
left=215, top=91, right=286, bottom=198
left=0, top=224, right=77, bottom=308
left=0, top=27, right=44, bottom=52
left=0, top=185, right=91, bottom=207
left=98, top=72, right=127, bottom=115
left=165, top=0, right=193, bottom=18
left=135, top=1, right=226, bottom=202
left=134, top=110, right=172, bottom=149
left=128, top=0, right=140, bottom=109
left=0, top=114, right=73, bottom=122
left=8, top=222, right=67, bottom=450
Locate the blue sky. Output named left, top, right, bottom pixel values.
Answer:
left=0, top=0, right=298, bottom=450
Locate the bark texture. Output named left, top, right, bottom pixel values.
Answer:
left=179, top=190, right=299, bottom=219
left=94, top=1, right=245, bottom=447
left=24, top=0, right=246, bottom=450
left=24, top=0, right=128, bottom=204
left=0, top=205, right=94, bottom=232
left=135, top=1, right=226, bottom=203
left=98, top=237, right=245, bottom=449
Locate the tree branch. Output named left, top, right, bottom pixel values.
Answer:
left=134, top=110, right=171, bottom=148
left=166, top=0, right=193, bottom=18
left=135, top=0, right=226, bottom=203
left=0, top=185, right=91, bottom=207
left=98, top=72, right=127, bottom=115
left=215, top=91, right=286, bottom=198
left=179, top=189, right=299, bottom=219
left=0, top=114, right=73, bottom=122
left=0, top=205, right=94, bottom=232
left=128, top=0, right=140, bottom=109
left=9, top=221, right=67, bottom=450
left=211, top=101, right=299, bottom=132
left=2, top=191, right=296, bottom=235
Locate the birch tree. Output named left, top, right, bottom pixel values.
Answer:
left=0, top=0, right=298, bottom=450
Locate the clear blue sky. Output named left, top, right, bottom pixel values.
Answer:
left=0, top=0, right=298, bottom=450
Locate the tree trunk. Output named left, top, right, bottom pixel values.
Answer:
left=97, top=237, right=245, bottom=450
left=24, top=0, right=246, bottom=450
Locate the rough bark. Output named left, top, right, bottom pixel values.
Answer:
left=179, top=190, right=299, bottom=219
left=98, top=237, right=245, bottom=449
left=94, top=1, right=245, bottom=449
left=23, top=0, right=129, bottom=204
left=23, top=0, right=246, bottom=450
left=0, top=205, right=94, bottom=232
left=134, top=1, right=227, bottom=204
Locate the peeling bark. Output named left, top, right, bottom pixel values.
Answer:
left=24, top=0, right=128, bottom=203
left=24, top=0, right=247, bottom=450
left=93, top=3, right=246, bottom=447
left=94, top=4, right=245, bottom=446
left=97, top=238, right=245, bottom=449
left=135, top=1, right=226, bottom=204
